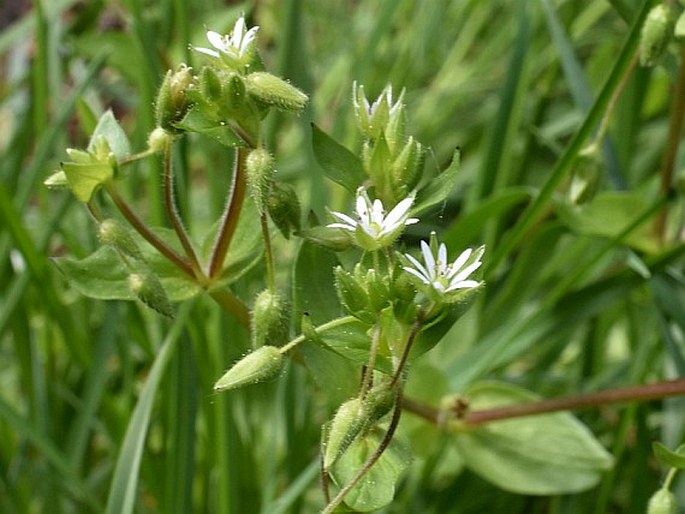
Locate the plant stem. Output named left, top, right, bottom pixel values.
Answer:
left=655, top=43, right=685, bottom=243
left=321, top=386, right=403, bottom=514
left=209, top=148, right=248, bottom=279
left=280, top=316, right=357, bottom=354
left=208, top=289, right=250, bottom=328
left=260, top=212, right=276, bottom=291
left=105, top=182, right=195, bottom=278
left=390, top=311, right=424, bottom=387
left=402, top=377, right=685, bottom=428
left=162, top=138, right=203, bottom=279
left=359, top=324, right=381, bottom=397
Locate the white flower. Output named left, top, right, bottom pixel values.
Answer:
left=194, top=17, right=259, bottom=68
left=404, top=239, right=484, bottom=297
left=328, top=188, right=418, bottom=251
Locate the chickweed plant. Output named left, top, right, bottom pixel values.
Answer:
left=4, top=1, right=685, bottom=513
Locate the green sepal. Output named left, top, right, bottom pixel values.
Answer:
left=267, top=181, right=301, bottom=239
left=245, top=71, right=308, bottom=112
left=323, top=397, right=367, bottom=469
left=251, top=289, right=291, bottom=349
left=128, top=270, right=174, bottom=318
left=213, top=346, right=284, bottom=392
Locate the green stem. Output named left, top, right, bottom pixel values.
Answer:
left=119, top=147, right=156, bottom=166
left=390, top=312, right=424, bottom=387
left=402, top=377, right=685, bottom=428
left=105, top=183, right=194, bottom=278
left=162, top=138, right=203, bottom=279
left=280, top=316, right=357, bottom=354
left=260, top=212, right=276, bottom=291
left=208, top=289, right=250, bottom=328
left=655, top=42, right=685, bottom=243
left=209, top=148, right=249, bottom=279
left=359, top=324, right=381, bottom=397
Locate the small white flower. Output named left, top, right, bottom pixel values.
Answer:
left=404, top=239, right=484, bottom=298
left=194, top=17, right=259, bottom=68
left=328, top=188, right=418, bottom=251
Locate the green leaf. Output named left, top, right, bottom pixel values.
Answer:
left=554, top=191, right=659, bottom=253
left=88, top=110, right=131, bottom=160
left=331, top=430, right=410, bottom=512
left=53, top=228, right=202, bottom=303
left=454, top=381, right=613, bottom=495
left=652, top=442, right=685, bottom=469
left=311, top=123, right=366, bottom=192
left=61, top=160, right=113, bottom=202
left=412, top=148, right=461, bottom=215
left=174, top=107, right=245, bottom=147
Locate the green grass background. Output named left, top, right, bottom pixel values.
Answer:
left=1, top=0, right=685, bottom=512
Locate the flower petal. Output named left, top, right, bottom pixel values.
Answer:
left=403, top=266, right=431, bottom=285
left=206, top=31, right=226, bottom=50
left=449, top=260, right=483, bottom=286
left=194, top=46, right=220, bottom=58
left=420, top=240, right=436, bottom=280
left=445, top=280, right=480, bottom=292
left=330, top=211, right=357, bottom=227
left=404, top=253, right=429, bottom=281
left=383, top=196, right=413, bottom=228
left=327, top=223, right=355, bottom=231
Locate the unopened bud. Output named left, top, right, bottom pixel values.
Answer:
left=245, top=72, right=308, bottom=112
left=214, top=345, right=284, bottom=392
left=334, top=266, right=372, bottom=322
left=156, top=64, right=194, bottom=132
left=98, top=219, right=144, bottom=260
left=362, top=382, right=395, bottom=425
left=128, top=271, right=174, bottom=318
left=267, top=182, right=301, bottom=239
left=647, top=488, right=677, bottom=514
left=147, top=127, right=173, bottom=153
left=323, top=397, right=366, bottom=469
left=365, top=269, right=390, bottom=312
left=251, top=289, right=291, bottom=349
left=640, top=5, right=673, bottom=67
left=199, top=66, right=223, bottom=103
left=391, top=137, right=424, bottom=194
left=246, top=148, right=275, bottom=214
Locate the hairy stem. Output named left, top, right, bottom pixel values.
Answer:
left=105, top=182, right=195, bottom=278
left=402, top=377, right=685, bottom=428
left=655, top=43, right=685, bottom=243
left=209, top=148, right=249, bottom=279
left=208, top=288, right=250, bottom=328
left=162, top=138, right=203, bottom=279
left=260, top=212, right=276, bottom=291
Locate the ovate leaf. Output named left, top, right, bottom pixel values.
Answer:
left=454, top=381, right=613, bottom=495
left=174, top=107, right=245, bottom=147
left=652, top=442, right=685, bottom=469
left=311, top=123, right=366, bottom=192
left=331, top=430, right=410, bottom=512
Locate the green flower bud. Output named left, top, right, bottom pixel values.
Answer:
left=147, top=127, right=173, bottom=153
left=647, top=488, right=677, bottom=514
left=199, top=66, right=223, bottom=103
left=214, top=346, right=284, bottom=392
left=323, top=397, right=366, bottom=469
left=391, top=137, right=424, bottom=195
left=98, top=219, right=144, bottom=261
left=128, top=271, right=174, bottom=318
left=246, top=148, right=275, bottom=215
left=155, top=64, right=194, bottom=132
left=334, top=266, right=372, bottom=322
left=245, top=72, right=308, bottom=112
left=267, top=182, right=301, bottom=239
left=362, top=381, right=395, bottom=425
left=640, top=5, right=673, bottom=67
left=365, top=269, right=390, bottom=312
left=251, top=289, right=291, bottom=349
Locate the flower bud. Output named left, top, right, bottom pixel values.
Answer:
left=214, top=345, right=284, bottom=392
left=199, top=66, right=223, bottom=103
left=266, top=181, right=301, bottom=239
left=251, top=289, right=291, bottom=349
left=147, top=127, right=173, bottom=153
left=391, top=137, right=424, bottom=195
left=155, top=64, right=194, bottom=132
left=640, top=4, right=673, bottom=67
left=246, top=148, right=275, bottom=215
left=323, top=397, right=366, bottom=469
left=334, top=266, right=372, bottom=322
left=362, top=382, right=395, bottom=425
left=128, top=271, right=174, bottom=318
left=98, top=219, right=144, bottom=261
left=365, top=269, right=390, bottom=312
left=647, top=488, right=677, bottom=514
left=245, top=72, right=308, bottom=112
